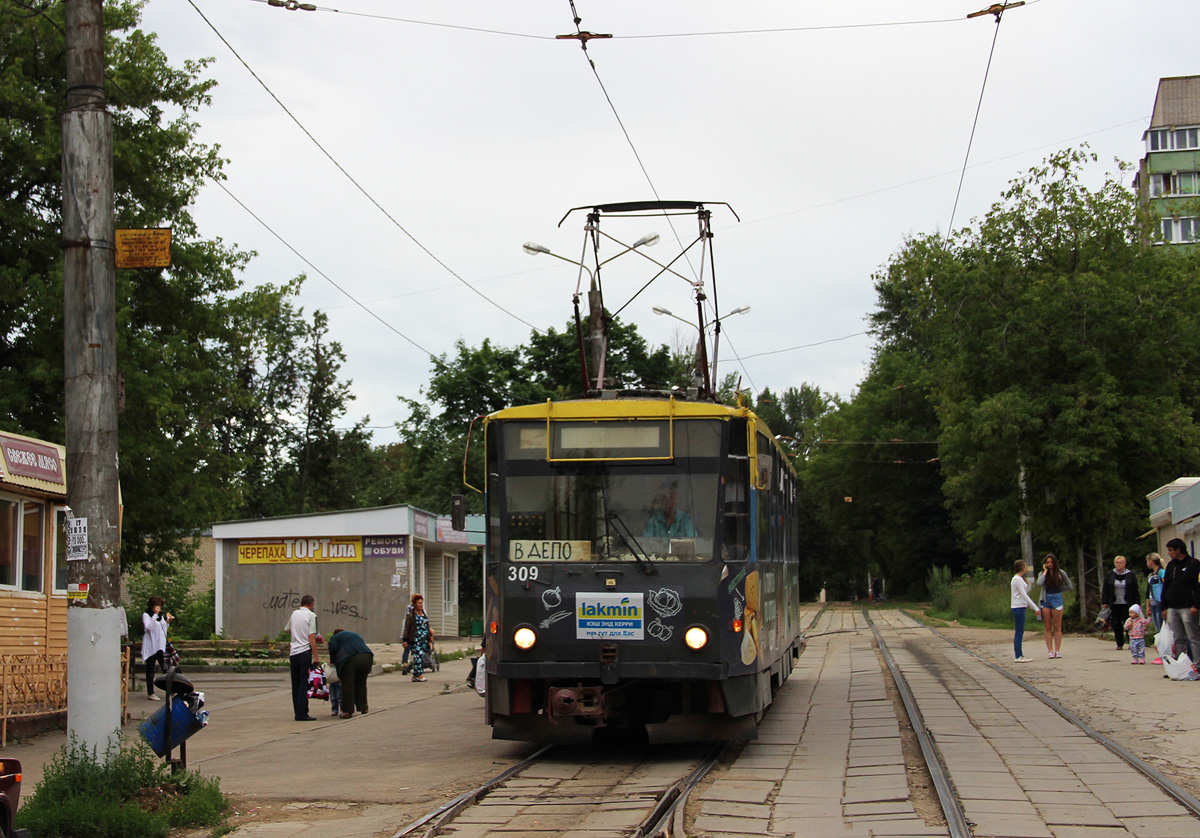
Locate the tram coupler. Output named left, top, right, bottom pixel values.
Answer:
left=549, top=685, right=605, bottom=719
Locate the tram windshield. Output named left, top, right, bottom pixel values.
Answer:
left=497, top=419, right=723, bottom=562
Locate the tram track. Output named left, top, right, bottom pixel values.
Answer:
left=392, top=606, right=826, bottom=838
left=866, top=607, right=1200, bottom=837
left=923, top=617, right=1200, bottom=820
left=864, top=609, right=969, bottom=838
left=392, top=740, right=728, bottom=838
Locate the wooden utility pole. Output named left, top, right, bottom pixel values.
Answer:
left=63, top=0, right=124, bottom=755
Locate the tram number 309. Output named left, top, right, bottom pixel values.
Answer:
left=507, top=565, right=540, bottom=582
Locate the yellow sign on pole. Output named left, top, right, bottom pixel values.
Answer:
left=115, top=228, right=171, bottom=268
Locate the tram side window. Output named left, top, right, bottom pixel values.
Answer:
left=722, top=419, right=750, bottom=561
left=756, top=433, right=772, bottom=560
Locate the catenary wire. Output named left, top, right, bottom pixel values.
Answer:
left=81, top=30, right=504, bottom=397
left=731, top=117, right=1148, bottom=230
left=561, top=0, right=705, bottom=295
left=740, top=332, right=869, bottom=360
left=945, top=7, right=1008, bottom=242
left=249, top=0, right=965, bottom=40
left=185, top=0, right=542, bottom=333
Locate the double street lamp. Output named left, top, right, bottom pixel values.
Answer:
left=653, top=304, right=750, bottom=391
left=523, top=233, right=660, bottom=391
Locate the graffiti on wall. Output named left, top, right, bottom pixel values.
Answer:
left=324, top=599, right=367, bottom=621
left=262, top=589, right=305, bottom=611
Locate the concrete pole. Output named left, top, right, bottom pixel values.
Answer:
left=63, top=0, right=124, bottom=756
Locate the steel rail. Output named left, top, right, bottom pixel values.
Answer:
left=639, top=740, right=729, bottom=838
left=395, top=609, right=822, bottom=838
left=917, top=616, right=1200, bottom=819
left=863, top=608, right=972, bottom=838
left=390, top=744, right=554, bottom=838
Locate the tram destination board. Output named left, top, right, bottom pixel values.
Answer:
left=115, top=228, right=171, bottom=268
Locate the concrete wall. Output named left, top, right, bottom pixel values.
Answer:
left=221, top=540, right=410, bottom=644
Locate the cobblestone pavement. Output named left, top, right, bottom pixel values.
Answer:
left=693, top=606, right=1200, bottom=838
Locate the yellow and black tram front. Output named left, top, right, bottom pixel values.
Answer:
left=479, top=396, right=800, bottom=743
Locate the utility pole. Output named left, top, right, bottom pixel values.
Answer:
left=63, top=0, right=124, bottom=756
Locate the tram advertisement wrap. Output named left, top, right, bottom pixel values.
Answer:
left=721, top=565, right=762, bottom=669
left=576, top=592, right=644, bottom=640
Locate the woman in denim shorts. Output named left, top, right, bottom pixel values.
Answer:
left=1037, top=553, right=1074, bottom=658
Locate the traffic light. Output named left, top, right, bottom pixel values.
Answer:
left=451, top=494, right=466, bottom=531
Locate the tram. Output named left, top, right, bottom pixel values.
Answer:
left=471, top=201, right=803, bottom=742
left=479, top=394, right=802, bottom=742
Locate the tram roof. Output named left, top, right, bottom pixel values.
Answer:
left=486, top=395, right=747, bottom=422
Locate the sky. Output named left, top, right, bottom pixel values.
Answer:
left=135, top=0, right=1193, bottom=444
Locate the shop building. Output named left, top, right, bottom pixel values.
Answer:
left=0, top=431, right=69, bottom=656
left=212, top=505, right=483, bottom=644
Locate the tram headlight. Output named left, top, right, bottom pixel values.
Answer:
left=513, top=626, right=537, bottom=650
left=684, top=626, right=708, bottom=650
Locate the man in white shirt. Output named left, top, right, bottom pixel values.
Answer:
left=288, top=595, right=320, bottom=721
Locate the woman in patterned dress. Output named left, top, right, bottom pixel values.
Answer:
left=402, top=593, right=434, bottom=683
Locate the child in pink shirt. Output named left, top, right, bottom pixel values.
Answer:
left=1124, top=604, right=1151, bottom=664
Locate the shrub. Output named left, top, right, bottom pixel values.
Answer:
left=926, top=565, right=953, bottom=611
left=15, top=737, right=228, bottom=838
left=173, top=585, right=216, bottom=640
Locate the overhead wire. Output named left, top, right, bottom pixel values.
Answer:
left=72, top=6, right=504, bottom=398
left=945, top=5, right=1010, bottom=243
left=245, top=0, right=965, bottom=41
left=185, top=0, right=542, bottom=333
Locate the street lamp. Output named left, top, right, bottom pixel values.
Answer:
left=523, top=234, right=659, bottom=391
left=652, top=306, right=696, bottom=330
left=654, top=304, right=750, bottom=391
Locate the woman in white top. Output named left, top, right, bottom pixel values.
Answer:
left=1010, top=560, right=1040, bottom=662
left=141, top=595, right=174, bottom=700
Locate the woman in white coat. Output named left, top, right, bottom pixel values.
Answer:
left=142, top=595, right=174, bottom=700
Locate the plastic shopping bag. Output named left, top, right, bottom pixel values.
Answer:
left=1163, top=653, right=1198, bottom=681
left=1156, top=621, right=1175, bottom=659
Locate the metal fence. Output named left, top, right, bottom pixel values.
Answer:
left=0, top=649, right=130, bottom=746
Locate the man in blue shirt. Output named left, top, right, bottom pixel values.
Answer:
left=643, top=484, right=697, bottom=538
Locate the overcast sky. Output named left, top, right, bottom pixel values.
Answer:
left=138, top=0, right=1191, bottom=444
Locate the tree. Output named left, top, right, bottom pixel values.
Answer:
left=869, top=148, right=1200, bottom=577
left=394, top=317, right=693, bottom=514
left=1, top=2, right=364, bottom=565
left=804, top=351, right=959, bottom=597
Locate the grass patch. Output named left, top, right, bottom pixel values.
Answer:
left=15, top=737, right=228, bottom=838
left=919, top=568, right=1077, bottom=631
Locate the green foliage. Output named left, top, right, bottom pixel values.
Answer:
left=395, top=316, right=692, bottom=513
left=928, top=569, right=1014, bottom=626
left=807, top=145, right=1200, bottom=598
left=1, top=2, right=370, bottom=567
left=15, top=737, right=227, bottom=838
left=174, top=585, right=217, bottom=640
left=926, top=565, right=952, bottom=610
left=804, top=350, right=959, bottom=595
left=126, top=567, right=213, bottom=641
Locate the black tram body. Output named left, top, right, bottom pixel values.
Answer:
left=479, top=394, right=802, bottom=742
